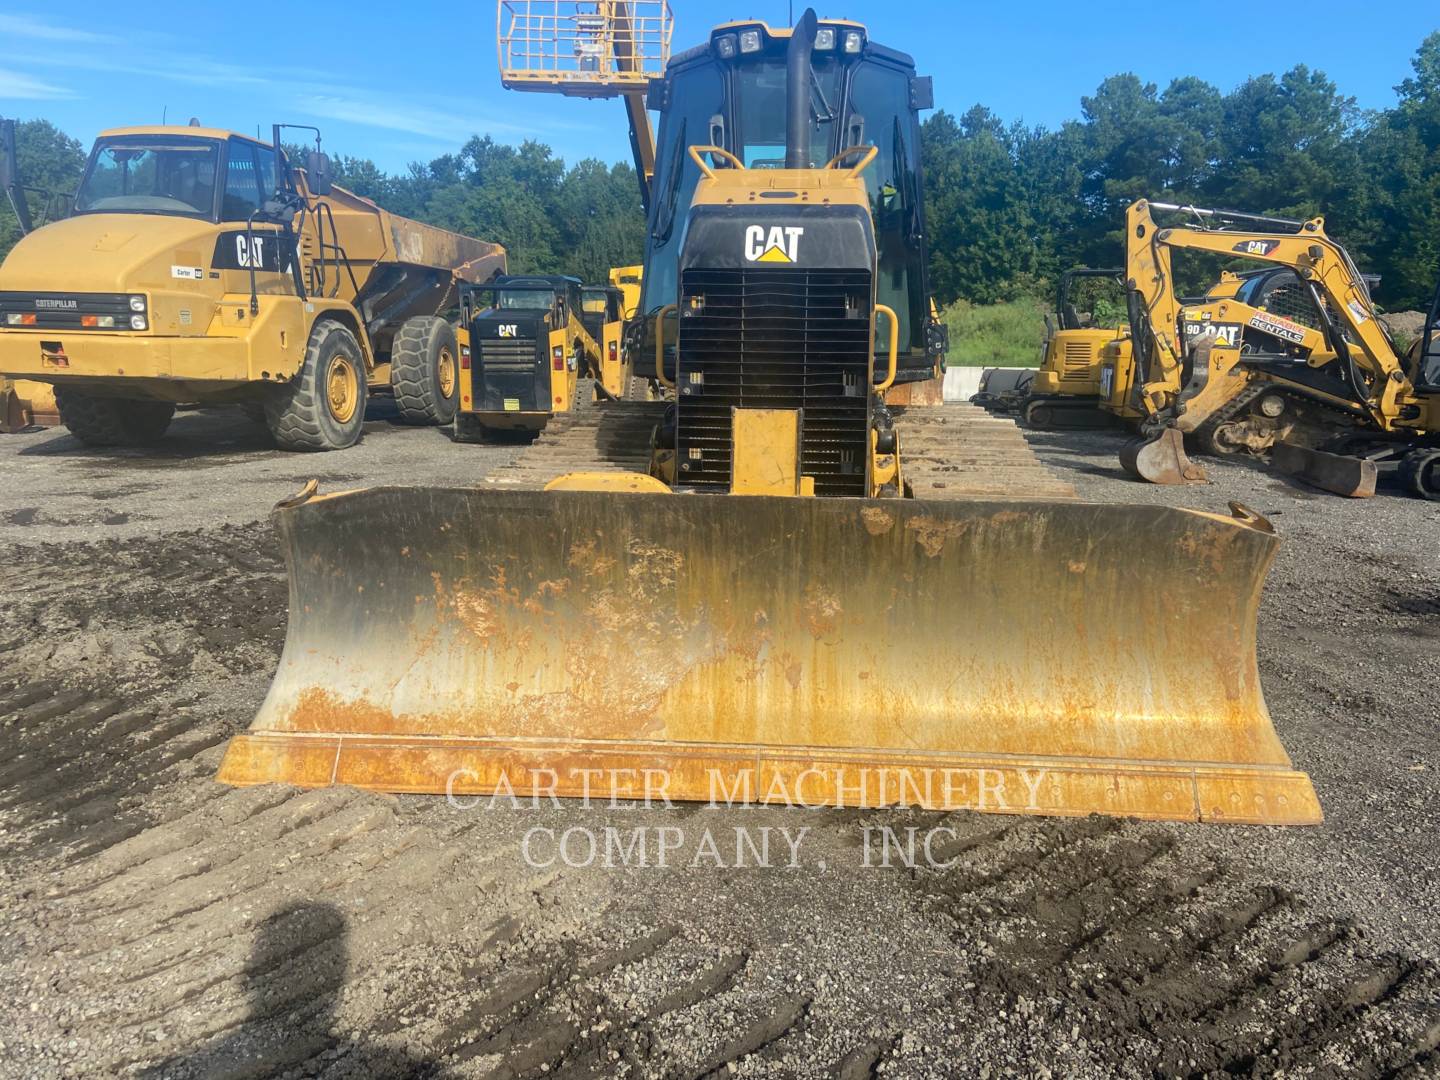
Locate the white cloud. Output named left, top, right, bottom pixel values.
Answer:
left=297, top=94, right=534, bottom=143
left=0, top=14, right=117, bottom=44
left=0, top=68, right=74, bottom=99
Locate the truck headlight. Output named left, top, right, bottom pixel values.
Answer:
left=739, top=29, right=761, bottom=53
left=814, top=28, right=835, bottom=50
left=129, top=296, right=146, bottom=312
left=130, top=314, right=148, bottom=330
left=844, top=30, right=864, bottom=53
left=714, top=33, right=736, bottom=59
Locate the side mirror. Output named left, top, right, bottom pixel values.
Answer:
left=306, top=150, right=333, bottom=197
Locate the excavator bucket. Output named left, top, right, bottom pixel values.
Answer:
left=218, top=487, right=1321, bottom=825
left=1120, top=428, right=1208, bottom=485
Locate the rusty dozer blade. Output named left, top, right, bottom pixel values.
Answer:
left=217, top=487, right=1320, bottom=825
left=1120, top=428, right=1208, bottom=485
left=1270, top=441, right=1377, bottom=498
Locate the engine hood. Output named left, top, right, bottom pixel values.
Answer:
left=0, top=214, right=223, bottom=293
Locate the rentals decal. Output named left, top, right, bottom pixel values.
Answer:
left=745, top=225, right=804, bottom=264
left=1248, top=311, right=1308, bottom=344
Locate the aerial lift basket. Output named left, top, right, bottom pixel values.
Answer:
left=218, top=487, right=1320, bottom=825
left=497, top=0, right=673, bottom=97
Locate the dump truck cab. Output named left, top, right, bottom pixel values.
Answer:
left=455, top=274, right=595, bottom=438
left=0, top=123, right=503, bottom=451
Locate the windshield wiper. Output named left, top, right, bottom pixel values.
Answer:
left=810, top=72, right=836, bottom=125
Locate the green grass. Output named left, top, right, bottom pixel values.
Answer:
left=940, top=297, right=1046, bottom=368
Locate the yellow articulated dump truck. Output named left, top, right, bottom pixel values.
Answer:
left=0, top=123, right=504, bottom=450
left=216, top=6, right=1320, bottom=826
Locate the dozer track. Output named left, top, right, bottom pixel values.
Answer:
left=483, top=385, right=1076, bottom=501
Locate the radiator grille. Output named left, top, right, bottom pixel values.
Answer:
left=1061, top=340, right=1094, bottom=381
left=477, top=338, right=539, bottom=370
left=676, top=267, right=872, bottom=497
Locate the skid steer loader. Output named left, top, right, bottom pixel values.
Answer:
left=453, top=274, right=603, bottom=440
left=217, top=9, right=1319, bottom=825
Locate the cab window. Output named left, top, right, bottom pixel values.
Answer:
left=733, top=56, right=843, bottom=168
left=222, top=138, right=263, bottom=221
left=75, top=137, right=219, bottom=217
left=846, top=61, right=927, bottom=354
left=643, top=60, right=725, bottom=318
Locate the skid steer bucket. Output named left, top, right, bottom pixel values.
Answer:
left=218, top=488, right=1320, bottom=825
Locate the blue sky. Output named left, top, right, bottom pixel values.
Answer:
left=1, top=3, right=1436, bottom=173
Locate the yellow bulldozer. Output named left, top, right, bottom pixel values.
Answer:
left=216, top=6, right=1320, bottom=825
left=0, top=122, right=504, bottom=450
left=1118, top=200, right=1439, bottom=497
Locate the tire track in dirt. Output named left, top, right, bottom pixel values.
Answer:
left=900, top=814, right=1440, bottom=1078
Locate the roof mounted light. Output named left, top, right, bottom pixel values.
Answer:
left=739, top=29, right=762, bottom=54
left=714, top=33, right=737, bottom=59
left=843, top=30, right=864, bottom=54
left=814, top=27, right=835, bottom=50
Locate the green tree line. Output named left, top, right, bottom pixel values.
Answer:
left=3, top=31, right=1437, bottom=308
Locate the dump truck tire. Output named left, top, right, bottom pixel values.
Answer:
left=391, top=316, right=459, bottom=426
left=55, top=389, right=174, bottom=447
left=266, top=319, right=367, bottom=452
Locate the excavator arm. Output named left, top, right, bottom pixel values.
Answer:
left=1127, top=200, right=1419, bottom=431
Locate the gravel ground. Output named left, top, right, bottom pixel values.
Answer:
left=0, top=402, right=1436, bottom=1079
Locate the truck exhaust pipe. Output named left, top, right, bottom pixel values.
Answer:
left=785, top=9, right=819, bottom=169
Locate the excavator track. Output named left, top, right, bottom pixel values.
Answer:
left=483, top=382, right=1076, bottom=501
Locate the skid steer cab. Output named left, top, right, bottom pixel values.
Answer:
left=580, top=284, right=630, bottom=399
left=454, top=275, right=597, bottom=440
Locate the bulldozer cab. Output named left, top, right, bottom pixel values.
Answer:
left=638, top=18, right=938, bottom=385
left=456, top=274, right=594, bottom=433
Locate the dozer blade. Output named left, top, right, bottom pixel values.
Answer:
left=1271, top=441, right=1377, bottom=498
left=1120, top=428, right=1208, bottom=485
left=218, top=487, right=1320, bottom=825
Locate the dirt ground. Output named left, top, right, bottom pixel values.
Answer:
left=0, top=401, right=1436, bottom=1079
